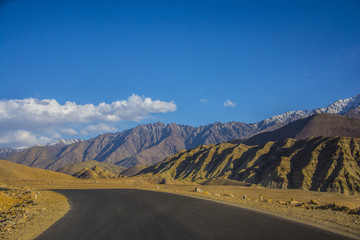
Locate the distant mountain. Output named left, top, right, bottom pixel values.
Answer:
left=139, top=137, right=360, bottom=194
left=5, top=94, right=360, bottom=170
left=0, top=139, right=83, bottom=159
left=0, top=147, right=27, bottom=159
left=239, top=113, right=360, bottom=146
left=5, top=122, right=258, bottom=170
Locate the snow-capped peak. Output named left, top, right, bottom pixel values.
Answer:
left=314, top=94, right=360, bottom=114
left=37, top=139, right=84, bottom=147
left=15, top=146, right=28, bottom=151
left=257, top=94, right=360, bottom=130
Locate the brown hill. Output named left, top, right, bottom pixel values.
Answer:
left=140, top=137, right=360, bottom=194
left=239, top=114, right=360, bottom=146
left=0, top=160, right=77, bottom=182
left=72, top=165, right=121, bottom=179
left=57, top=160, right=126, bottom=176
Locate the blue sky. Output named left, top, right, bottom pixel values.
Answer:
left=0, top=0, right=359, bottom=147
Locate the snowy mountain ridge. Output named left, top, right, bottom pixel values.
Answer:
left=0, top=139, right=83, bottom=158
left=0, top=147, right=27, bottom=159
left=256, top=94, right=360, bottom=131
left=314, top=94, right=360, bottom=114
left=36, top=139, right=84, bottom=147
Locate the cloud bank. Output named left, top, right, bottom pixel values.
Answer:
left=0, top=94, right=176, bottom=148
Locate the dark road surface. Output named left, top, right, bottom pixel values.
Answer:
left=36, top=189, right=354, bottom=240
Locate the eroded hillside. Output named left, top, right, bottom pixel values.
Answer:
left=140, top=137, right=360, bottom=194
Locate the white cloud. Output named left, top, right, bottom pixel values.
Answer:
left=0, top=94, right=176, bottom=124
left=0, top=94, right=176, bottom=147
left=200, top=98, right=208, bottom=103
left=224, top=100, right=236, bottom=107
left=0, top=130, right=51, bottom=147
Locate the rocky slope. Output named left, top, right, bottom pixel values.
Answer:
left=5, top=94, right=360, bottom=170
left=140, top=136, right=360, bottom=194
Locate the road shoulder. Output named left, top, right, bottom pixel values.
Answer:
left=0, top=189, right=69, bottom=240
left=138, top=186, right=360, bottom=240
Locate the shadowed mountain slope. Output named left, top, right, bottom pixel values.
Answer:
left=140, top=137, right=360, bottom=194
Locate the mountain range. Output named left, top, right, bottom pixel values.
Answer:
left=0, top=139, right=83, bottom=159
left=4, top=94, right=360, bottom=171
left=140, top=112, right=360, bottom=194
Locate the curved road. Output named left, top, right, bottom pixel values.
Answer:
left=36, top=189, right=353, bottom=240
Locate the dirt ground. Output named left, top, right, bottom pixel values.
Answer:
left=0, top=188, right=69, bottom=240
left=1, top=180, right=359, bottom=240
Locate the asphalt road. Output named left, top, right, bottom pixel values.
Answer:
left=36, top=189, right=354, bottom=240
